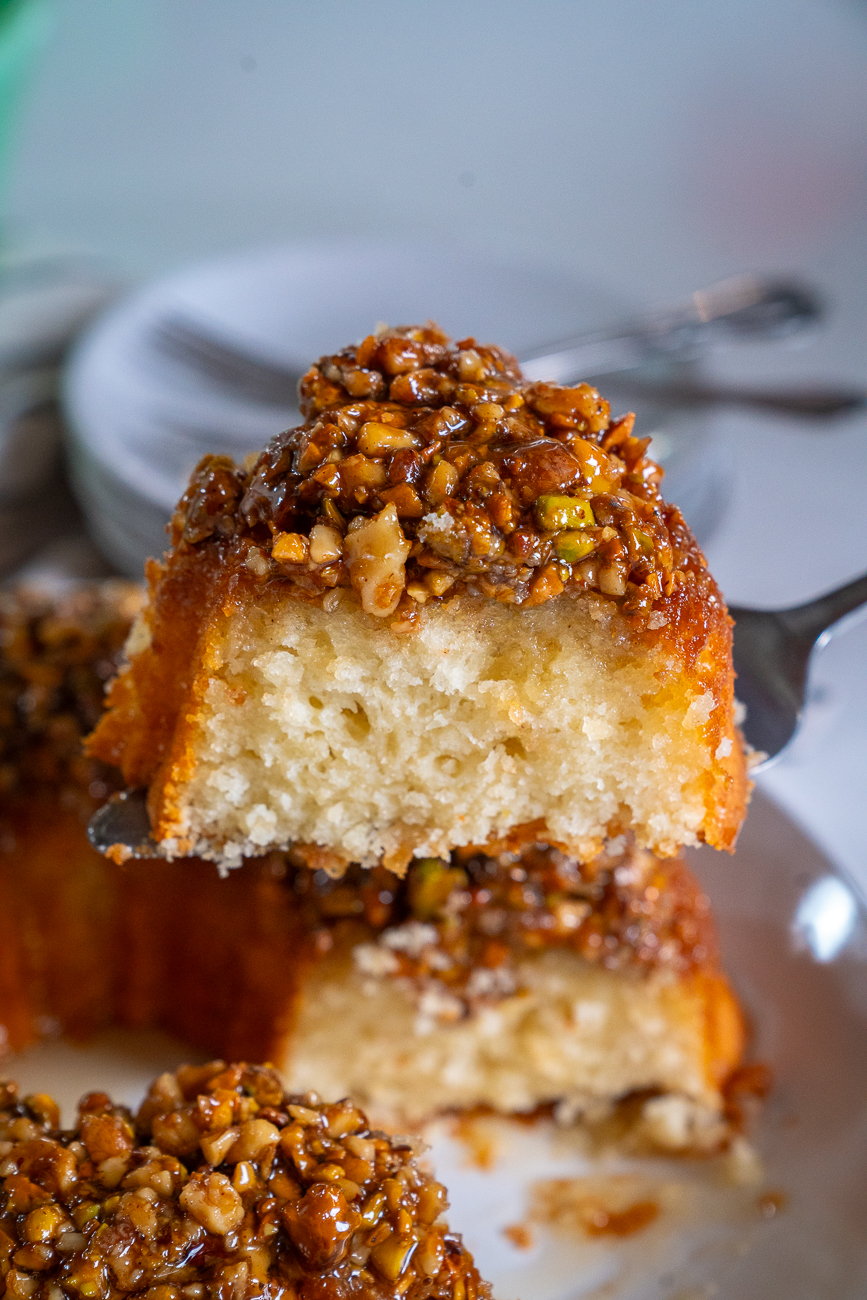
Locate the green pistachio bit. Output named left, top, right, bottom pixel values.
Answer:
left=554, top=531, right=597, bottom=563
left=409, top=858, right=468, bottom=921
left=635, top=529, right=655, bottom=555
left=535, top=495, right=595, bottom=532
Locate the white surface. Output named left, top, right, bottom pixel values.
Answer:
left=8, top=793, right=867, bottom=1299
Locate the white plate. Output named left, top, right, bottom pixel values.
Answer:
left=8, top=790, right=865, bottom=1298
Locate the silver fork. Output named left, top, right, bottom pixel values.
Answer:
left=150, top=313, right=305, bottom=406
left=149, top=275, right=866, bottom=420
left=731, top=571, right=867, bottom=766
left=87, top=571, right=867, bottom=859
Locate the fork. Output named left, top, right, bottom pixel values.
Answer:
left=148, top=275, right=866, bottom=420
left=731, top=571, right=867, bottom=766
left=87, top=571, right=867, bottom=859
left=149, top=313, right=305, bottom=406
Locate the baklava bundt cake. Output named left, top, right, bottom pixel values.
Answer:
left=0, top=582, right=742, bottom=1148
left=2, top=324, right=751, bottom=1152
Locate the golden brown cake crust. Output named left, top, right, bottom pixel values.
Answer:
left=0, top=1063, right=489, bottom=1300
left=0, top=582, right=142, bottom=1048
left=87, top=326, right=748, bottom=857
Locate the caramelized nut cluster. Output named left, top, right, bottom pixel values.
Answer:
left=288, top=841, right=717, bottom=1015
left=171, top=324, right=705, bottom=625
left=0, top=586, right=139, bottom=808
left=0, top=1065, right=488, bottom=1300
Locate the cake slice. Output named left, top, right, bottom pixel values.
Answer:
left=0, top=1062, right=489, bottom=1300
left=1, top=822, right=745, bottom=1152
left=87, top=324, right=748, bottom=871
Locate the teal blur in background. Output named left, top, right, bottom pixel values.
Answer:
left=0, top=0, right=48, bottom=215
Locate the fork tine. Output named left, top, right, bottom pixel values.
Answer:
left=151, top=316, right=304, bottom=406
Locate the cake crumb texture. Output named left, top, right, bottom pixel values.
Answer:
left=286, top=947, right=743, bottom=1148
left=107, top=580, right=746, bottom=868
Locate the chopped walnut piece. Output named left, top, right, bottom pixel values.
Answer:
left=179, top=1171, right=244, bottom=1235
left=308, top=524, right=343, bottom=565
left=344, top=504, right=412, bottom=616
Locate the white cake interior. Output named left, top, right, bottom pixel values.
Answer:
left=283, top=947, right=735, bottom=1151
left=159, top=588, right=727, bottom=868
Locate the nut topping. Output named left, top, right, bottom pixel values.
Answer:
left=0, top=1066, right=489, bottom=1300
left=168, top=324, right=708, bottom=627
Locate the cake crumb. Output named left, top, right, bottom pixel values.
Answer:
left=757, top=1189, right=787, bottom=1219
left=453, top=1113, right=500, bottom=1170
left=502, top=1223, right=534, bottom=1249
left=722, top=1135, right=764, bottom=1187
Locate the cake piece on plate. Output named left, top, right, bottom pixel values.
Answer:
left=132, top=839, right=746, bottom=1152
left=88, top=324, right=748, bottom=871
left=0, top=583, right=744, bottom=1151
left=0, top=1062, right=489, bottom=1300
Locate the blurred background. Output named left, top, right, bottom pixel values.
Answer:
left=0, top=0, right=864, bottom=880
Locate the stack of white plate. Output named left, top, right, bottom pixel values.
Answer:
left=0, top=256, right=117, bottom=574
left=64, top=240, right=728, bottom=577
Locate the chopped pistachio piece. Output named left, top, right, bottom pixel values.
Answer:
left=535, top=495, right=595, bottom=532
left=554, top=531, right=597, bottom=563
left=409, top=858, right=468, bottom=921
